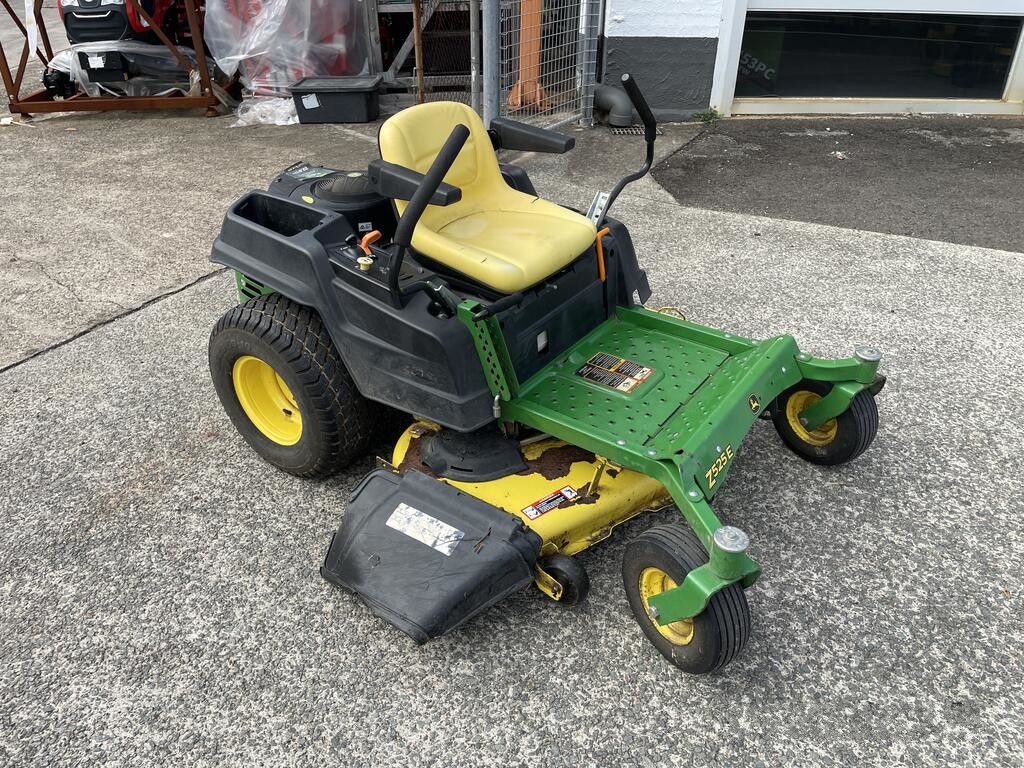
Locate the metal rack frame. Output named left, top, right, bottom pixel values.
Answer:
left=1, top=0, right=219, bottom=116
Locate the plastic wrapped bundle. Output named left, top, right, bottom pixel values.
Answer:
left=204, top=0, right=369, bottom=96
left=46, top=42, right=235, bottom=107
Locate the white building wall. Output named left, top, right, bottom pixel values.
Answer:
left=603, top=0, right=724, bottom=39
left=600, top=0, right=724, bottom=117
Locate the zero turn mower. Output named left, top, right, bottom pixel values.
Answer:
left=208, top=75, right=885, bottom=673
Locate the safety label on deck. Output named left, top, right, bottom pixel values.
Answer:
left=522, top=486, right=578, bottom=520
left=386, top=502, right=464, bottom=556
left=575, top=352, right=654, bottom=393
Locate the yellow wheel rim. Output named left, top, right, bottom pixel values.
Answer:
left=639, top=567, right=694, bottom=646
left=785, top=390, right=838, bottom=447
left=232, top=355, right=302, bottom=446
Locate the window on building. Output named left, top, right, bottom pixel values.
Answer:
left=736, top=13, right=1023, bottom=100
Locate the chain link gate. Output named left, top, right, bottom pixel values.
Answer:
left=492, top=0, right=600, bottom=127
left=378, top=0, right=598, bottom=124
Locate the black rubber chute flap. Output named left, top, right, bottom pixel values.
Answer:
left=321, top=469, right=542, bottom=643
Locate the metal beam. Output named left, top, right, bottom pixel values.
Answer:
left=481, top=0, right=499, bottom=125
left=384, top=0, right=444, bottom=82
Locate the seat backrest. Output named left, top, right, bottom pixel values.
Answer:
left=378, top=101, right=507, bottom=218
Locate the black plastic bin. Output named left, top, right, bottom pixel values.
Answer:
left=290, top=75, right=383, bottom=124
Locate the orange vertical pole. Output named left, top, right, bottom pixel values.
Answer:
left=507, top=0, right=549, bottom=111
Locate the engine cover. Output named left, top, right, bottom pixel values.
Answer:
left=268, top=162, right=397, bottom=240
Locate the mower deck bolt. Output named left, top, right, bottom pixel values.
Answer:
left=714, top=526, right=750, bottom=554
left=688, top=490, right=699, bottom=498
left=855, top=345, right=882, bottom=362
left=647, top=449, right=656, bottom=456
left=616, top=439, right=626, bottom=446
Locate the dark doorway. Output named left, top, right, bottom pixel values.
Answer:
left=736, top=13, right=1023, bottom=99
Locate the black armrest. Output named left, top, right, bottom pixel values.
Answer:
left=367, top=159, right=462, bottom=205
left=488, top=117, right=575, bottom=154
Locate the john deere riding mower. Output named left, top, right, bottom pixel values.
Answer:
left=208, top=76, right=885, bottom=673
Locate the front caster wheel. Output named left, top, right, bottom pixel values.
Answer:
left=209, top=294, right=374, bottom=478
left=772, top=380, right=878, bottom=466
left=539, top=553, right=590, bottom=606
left=622, top=524, right=750, bottom=674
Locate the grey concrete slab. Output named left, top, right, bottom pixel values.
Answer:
left=0, top=114, right=381, bottom=369
left=2, top=194, right=1022, bottom=766
left=653, top=115, right=1024, bottom=253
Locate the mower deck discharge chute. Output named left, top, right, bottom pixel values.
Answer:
left=208, top=75, right=885, bottom=673
left=321, top=469, right=543, bottom=643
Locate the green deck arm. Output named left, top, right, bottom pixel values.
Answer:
left=792, top=348, right=882, bottom=429
left=457, top=300, right=519, bottom=401
left=643, top=461, right=761, bottom=624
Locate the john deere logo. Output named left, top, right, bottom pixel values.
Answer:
left=748, top=394, right=761, bottom=413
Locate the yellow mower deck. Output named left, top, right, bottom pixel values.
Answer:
left=392, top=422, right=670, bottom=594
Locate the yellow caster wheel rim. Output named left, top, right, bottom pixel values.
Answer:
left=232, top=355, right=303, bottom=446
left=639, top=567, right=694, bottom=646
left=785, top=390, right=838, bottom=447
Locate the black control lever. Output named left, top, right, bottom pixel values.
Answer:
left=473, top=292, right=525, bottom=320
left=596, top=73, right=658, bottom=229
left=392, top=124, right=470, bottom=250
left=621, top=72, right=658, bottom=144
left=425, top=279, right=462, bottom=315
left=388, top=124, right=471, bottom=302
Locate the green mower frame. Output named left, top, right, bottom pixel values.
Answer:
left=460, top=299, right=883, bottom=624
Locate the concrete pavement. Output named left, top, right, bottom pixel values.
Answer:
left=654, top=115, right=1024, bottom=253
left=1, top=112, right=1023, bottom=767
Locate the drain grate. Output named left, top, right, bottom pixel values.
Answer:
left=609, top=125, right=664, bottom=136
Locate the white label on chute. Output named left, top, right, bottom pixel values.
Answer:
left=386, top=503, right=464, bottom=557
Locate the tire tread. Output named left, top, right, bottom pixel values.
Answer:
left=624, top=523, right=750, bottom=673
left=773, top=382, right=879, bottom=466
left=211, top=293, right=372, bottom=478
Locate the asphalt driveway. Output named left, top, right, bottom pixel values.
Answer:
left=1, top=112, right=1022, bottom=767
left=654, top=115, right=1024, bottom=253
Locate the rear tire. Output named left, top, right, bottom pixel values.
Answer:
left=622, top=524, right=750, bottom=674
left=209, top=294, right=374, bottom=478
left=772, top=380, right=878, bottom=466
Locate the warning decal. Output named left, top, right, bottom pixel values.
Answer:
left=386, top=502, right=465, bottom=556
left=522, top=486, right=578, bottom=520
left=575, top=352, right=654, bottom=394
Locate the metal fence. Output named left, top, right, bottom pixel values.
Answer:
left=495, top=0, right=600, bottom=127
left=379, top=0, right=481, bottom=107
left=418, top=3, right=475, bottom=104
left=378, top=0, right=599, bottom=126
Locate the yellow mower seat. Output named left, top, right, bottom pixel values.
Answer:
left=378, top=101, right=597, bottom=294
